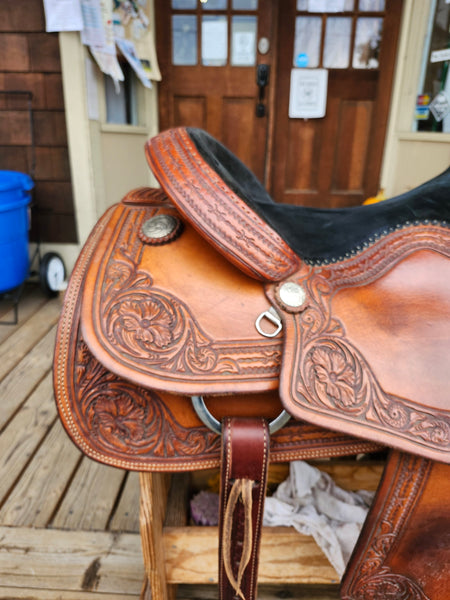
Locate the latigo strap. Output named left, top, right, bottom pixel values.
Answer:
left=219, top=418, right=270, bottom=600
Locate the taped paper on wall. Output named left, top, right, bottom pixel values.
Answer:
left=43, top=0, right=83, bottom=32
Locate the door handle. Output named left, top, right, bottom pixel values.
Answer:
left=256, top=64, right=270, bottom=118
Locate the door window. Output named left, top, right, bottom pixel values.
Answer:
left=202, top=16, right=228, bottom=65
left=352, top=17, right=383, bottom=68
left=323, top=17, right=352, bottom=68
left=172, top=14, right=198, bottom=65
left=293, top=1, right=385, bottom=70
left=231, top=15, right=258, bottom=66
left=293, top=17, right=322, bottom=68
left=170, top=0, right=258, bottom=66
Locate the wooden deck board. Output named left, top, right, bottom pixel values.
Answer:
left=0, top=325, right=57, bottom=430
left=0, top=297, right=61, bottom=382
left=0, top=526, right=144, bottom=594
left=0, top=372, right=56, bottom=501
left=52, top=457, right=127, bottom=531
left=109, top=471, right=141, bottom=533
left=0, top=419, right=81, bottom=528
left=0, top=285, right=49, bottom=340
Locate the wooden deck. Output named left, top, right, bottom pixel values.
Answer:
left=0, top=284, right=383, bottom=600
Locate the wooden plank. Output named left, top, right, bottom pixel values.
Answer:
left=175, top=584, right=340, bottom=599
left=0, top=286, right=47, bottom=333
left=315, top=461, right=384, bottom=492
left=0, top=371, right=56, bottom=503
left=0, top=526, right=144, bottom=594
left=51, top=456, right=126, bottom=531
left=162, top=526, right=339, bottom=585
left=0, top=296, right=61, bottom=382
left=0, top=324, right=57, bottom=430
left=140, top=472, right=176, bottom=600
left=0, top=419, right=80, bottom=527
left=110, top=471, right=141, bottom=533
left=0, top=583, right=339, bottom=599
left=164, top=472, right=190, bottom=527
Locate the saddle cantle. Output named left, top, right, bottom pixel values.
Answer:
left=53, top=126, right=450, bottom=599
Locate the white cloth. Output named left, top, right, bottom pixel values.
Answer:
left=263, top=460, right=374, bottom=578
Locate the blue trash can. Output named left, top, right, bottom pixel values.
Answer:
left=0, top=171, right=34, bottom=294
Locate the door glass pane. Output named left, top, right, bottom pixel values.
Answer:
left=202, top=16, right=228, bottom=65
left=231, top=16, right=257, bottom=65
left=233, top=0, right=258, bottom=9
left=172, top=0, right=197, bottom=9
left=293, top=16, right=322, bottom=67
left=358, top=0, right=385, bottom=10
left=297, top=0, right=354, bottom=10
left=172, top=15, right=198, bottom=65
left=201, top=0, right=227, bottom=9
left=323, top=17, right=352, bottom=68
left=353, top=17, right=383, bottom=68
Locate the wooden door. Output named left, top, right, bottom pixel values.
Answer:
left=155, top=0, right=275, bottom=181
left=155, top=0, right=403, bottom=207
left=271, top=0, right=404, bottom=207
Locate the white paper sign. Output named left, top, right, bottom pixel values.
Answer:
left=85, top=57, right=99, bottom=120
left=429, top=91, right=450, bottom=122
left=289, top=68, right=328, bottom=118
left=43, top=0, right=83, bottom=32
left=116, top=38, right=153, bottom=88
left=232, top=31, right=256, bottom=66
left=431, top=48, right=450, bottom=63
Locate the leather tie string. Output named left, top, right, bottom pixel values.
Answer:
left=219, top=418, right=270, bottom=600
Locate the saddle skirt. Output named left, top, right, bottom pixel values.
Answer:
left=54, top=127, right=450, bottom=470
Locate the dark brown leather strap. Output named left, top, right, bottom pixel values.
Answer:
left=219, top=417, right=270, bottom=600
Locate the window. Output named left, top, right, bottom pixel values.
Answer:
left=104, top=62, right=139, bottom=125
left=414, top=0, right=450, bottom=132
left=293, top=1, right=384, bottom=70
left=170, top=0, right=259, bottom=67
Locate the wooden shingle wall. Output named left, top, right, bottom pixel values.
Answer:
left=0, top=0, right=77, bottom=243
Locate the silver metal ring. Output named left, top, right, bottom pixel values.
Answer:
left=191, top=395, right=290, bottom=435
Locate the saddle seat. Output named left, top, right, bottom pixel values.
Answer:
left=184, top=127, right=450, bottom=267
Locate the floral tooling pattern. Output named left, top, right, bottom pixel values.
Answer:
left=74, top=338, right=220, bottom=460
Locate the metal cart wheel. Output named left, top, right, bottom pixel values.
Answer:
left=39, top=252, right=66, bottom=297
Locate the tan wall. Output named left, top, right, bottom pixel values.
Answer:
left=53, top=1, right=159, bottom=273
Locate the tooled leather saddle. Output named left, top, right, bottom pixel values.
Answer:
left=54, top=127, right=450, bottom=600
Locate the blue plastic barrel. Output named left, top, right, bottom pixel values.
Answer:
left=0, top=171, right=34, bottom=293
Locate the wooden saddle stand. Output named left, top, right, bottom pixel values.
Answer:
left=54, top=127, right=450, bottom=600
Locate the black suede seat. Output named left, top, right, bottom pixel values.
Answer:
left=188, top=128, right=450, bottom=264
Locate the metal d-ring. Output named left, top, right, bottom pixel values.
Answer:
left=191, top=395, right=291, bottom=435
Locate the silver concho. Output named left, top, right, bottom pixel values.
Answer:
left=140, top=214, right=182, bottom=245
left=278, top=282, right=306, bottom=309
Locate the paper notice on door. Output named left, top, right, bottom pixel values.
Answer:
left=232, top=31, right=256, bottom=66
left=289, top=68, right=328, bottom=118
